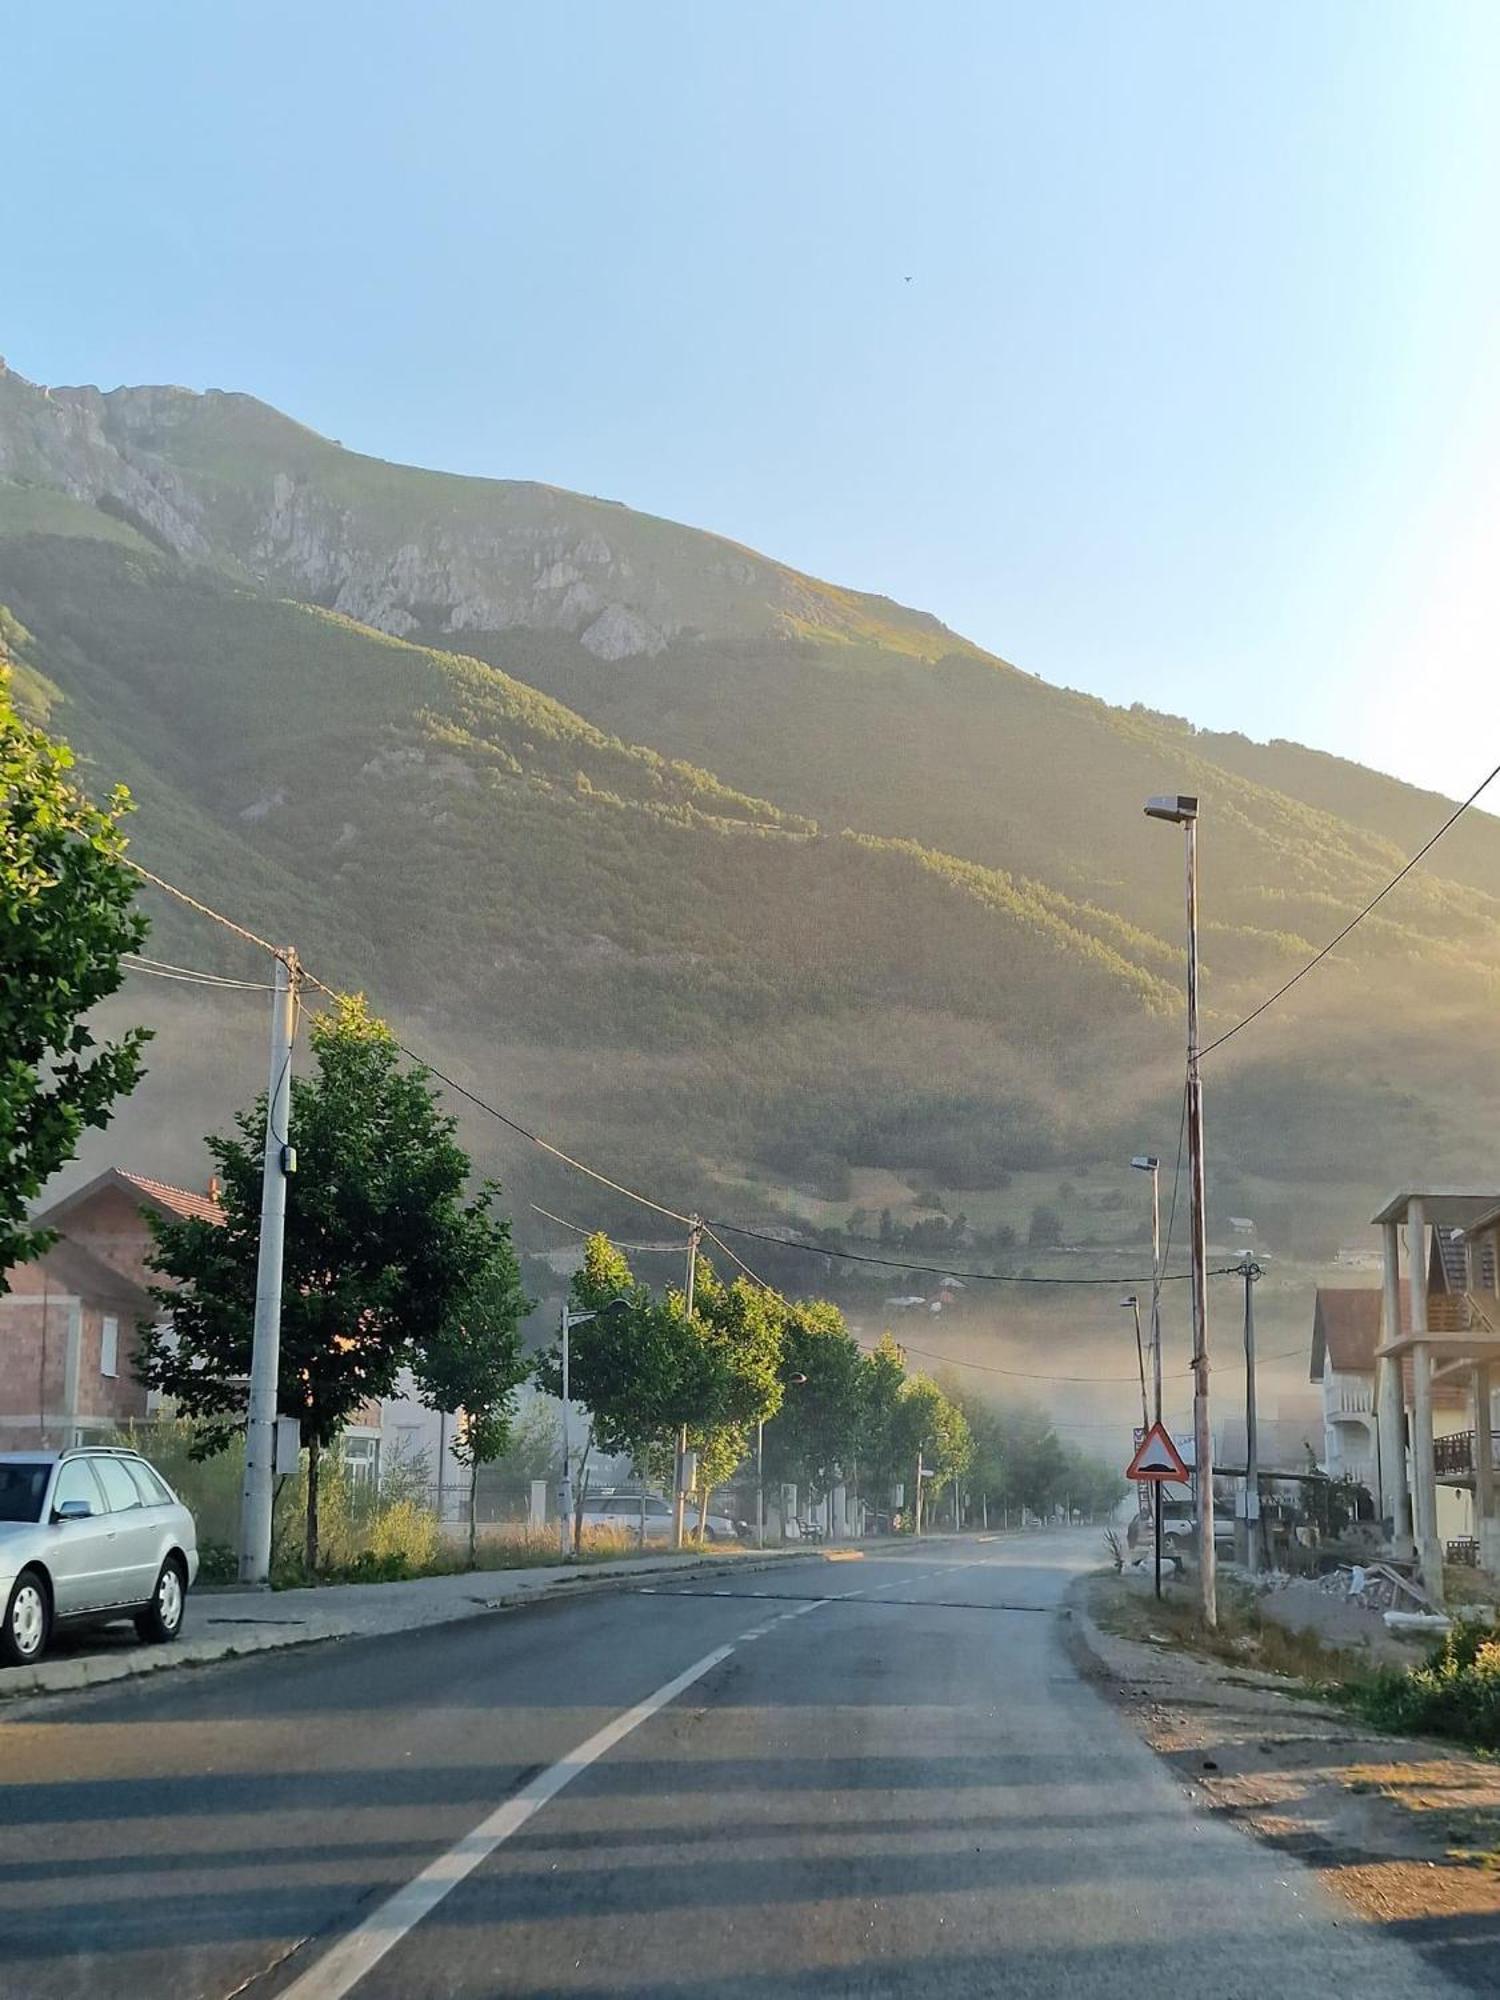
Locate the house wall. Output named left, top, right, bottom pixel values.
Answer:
left=0, top=1272, right=76, bottom=1443
left=66, top=1184, right=165, bottom=1292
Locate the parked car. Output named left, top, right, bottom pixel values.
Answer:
left=579, top=1492, right=746, bottom=1543
left=0, top=1448, right=200, bottom=1668
left=1126, top=1497, right=1235, bottom=1553
left=580, top=1492, right=676, bottom=1543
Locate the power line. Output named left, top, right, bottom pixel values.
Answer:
left=1199, top=754, right=1500, bottom=1060
left=126, top=860, right=288, bottom=962
left=705, top=1214, right=1237, bottom=1287
left=121, top=953, right=277, bottom=992
left=123, top=861, right=695, bottom=1227
left=384, top=1040, right=693, bottom=1225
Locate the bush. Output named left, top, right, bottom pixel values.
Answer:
left=1353, top=1623, right=1500, bottom=1748
left=367, top=1498, right=441, bottom=1571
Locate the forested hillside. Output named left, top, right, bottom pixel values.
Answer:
left=3, top=362, right=1498, bottom=1284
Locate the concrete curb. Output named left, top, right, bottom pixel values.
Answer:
left=0, top=1545, right=835, bottom=1707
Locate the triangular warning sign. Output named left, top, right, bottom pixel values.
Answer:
left=1126, top=1422, right=1190, bottom=1482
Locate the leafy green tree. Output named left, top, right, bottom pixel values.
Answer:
left=534, top=1235, right=702, bottom=1479
left=894, top=1374, right=973, bottom=1526
left=759, top=1299, right=865, bottom=1503
left=138, top=996, right=503, bottom=1568
left=683, top=1259, right=784, bottom=1535
left=1, top=659, right=149, bottom=1284
left=409, top=1215, right=533, bottom=1564
left=857, top=1332, right=912, bottom=1504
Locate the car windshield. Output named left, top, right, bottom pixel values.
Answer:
left=0, top=1463, right=50, bottom=1524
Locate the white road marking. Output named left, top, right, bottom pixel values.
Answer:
left=275, top=1595, right=834, bottom=1999
left=276, top=1641, right=736, bottom=1999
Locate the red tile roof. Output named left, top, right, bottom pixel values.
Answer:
left=114, top=1171, right=223, bottom=1224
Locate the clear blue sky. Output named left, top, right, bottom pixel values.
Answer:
left=7, top=1, right=1499, bottom=795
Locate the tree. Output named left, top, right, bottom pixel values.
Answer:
left=759, top=1299, right=865, bottom=1504
left=893, top=1374, right=972, bottom=1527
left=1, top=658, right=149, bottom=1285
left=139, top=995, right=502, bottom=1568
left=857, top=1332, right=912, bottom=1504
left=534, top=1235, right=699, bottom=1497
left=408, top=1213, right=533, bottom=1564
left=683, top=1259, right=784, bottom=1536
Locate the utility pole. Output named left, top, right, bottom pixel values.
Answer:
left=558, top=1297, right=574, bottom=1560
left=672, top=1217, right=702, bottom=1551
left=1183, top=814, right=1216, bottom=1627
left=1147, top=794, right=1216, bottom=1628
left=238, top=948, right=297, bottom=1587
left=1242, top=1257, right=1263, bottom=1573
left=1122, top=1295, right=1149, bottom=1434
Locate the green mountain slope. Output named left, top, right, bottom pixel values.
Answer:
left=3, top=360, right=1498, bottom=1275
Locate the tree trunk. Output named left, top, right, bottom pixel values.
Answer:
left=572, top=1429, right=593, bottom=1555
left=696, top=1483, right=711, bottom=1542
left=305, top=1435, right=321, bottom=1574
left=468, top=1459, right=478, bottom=1569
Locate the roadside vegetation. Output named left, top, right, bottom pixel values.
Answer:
left=1094, top=1564, right=1500, bottom=1756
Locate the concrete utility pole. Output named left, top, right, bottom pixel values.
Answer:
left=1241, top=1258, right=1262, bottom=1573
left=1122, top=1295, right=1149, bottom=1434
left=1131, top=1155, right=1163, bottom=1424
left=1146, top=795, right=1216, bottom=1628
left=558, top=1297, right=574, bottom=1560
left=238, top=948, right=297, bottom=1587
left=672, top=1217, right=702, bottom=1551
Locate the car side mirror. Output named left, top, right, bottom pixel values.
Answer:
left=53, top=1498, right=93, bottom=1522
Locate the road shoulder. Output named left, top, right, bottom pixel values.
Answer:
left=1068, top=1569, right=1500, bottom=1960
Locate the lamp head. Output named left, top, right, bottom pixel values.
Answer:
left=1120, top=1295, right=1138, bottom=1310
left=1130, top=1154, right=1159, bottom=1173
left=1144, top=794, right=1198, bottom=824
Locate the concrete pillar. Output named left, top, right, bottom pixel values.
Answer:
left=1378, top=1220, right=1413, bottom=1554
left=1475, top=1365, right=1500, bottom=1575
left=1408, top=1201, right=1444, bottom=1599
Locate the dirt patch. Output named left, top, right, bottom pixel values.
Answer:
left=1074, top=1570, right=1500, bottom=1978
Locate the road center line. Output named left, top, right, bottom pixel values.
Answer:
left=272, top=1598, right=832, bottom=2000
left=275, top=1641, right=735, bottom=1999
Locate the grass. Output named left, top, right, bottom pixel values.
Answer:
left=1090, top=1569, right=1368, bottom=1686
left=267, top=1525, right=742, bottom=1590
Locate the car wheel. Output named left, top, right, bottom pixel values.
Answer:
left=134, top=1556, right=187, bottom=1644
left=2, top=1569, right=51, bottom=1668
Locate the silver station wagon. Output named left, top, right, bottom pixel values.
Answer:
left=0, top=1447, right=200, bottom=1667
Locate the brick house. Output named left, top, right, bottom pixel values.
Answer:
left=0, top=1168, right=221, bottom=1448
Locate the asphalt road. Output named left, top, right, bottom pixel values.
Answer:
left=0, top=1531, right=1476, bottom=1999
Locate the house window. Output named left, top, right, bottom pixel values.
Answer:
left=100, top=1316, right=119, bottom=1379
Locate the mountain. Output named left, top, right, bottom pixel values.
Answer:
left=3, top=359, right=1499, bottom=1316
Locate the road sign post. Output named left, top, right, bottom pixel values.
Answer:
left=1126, top=1423, right=1192, bottom=1601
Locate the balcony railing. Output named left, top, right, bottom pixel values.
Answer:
left=1433, top=1430, right=1500, bottom=1478
left=1329, top=1383, right=1374, bottom=1417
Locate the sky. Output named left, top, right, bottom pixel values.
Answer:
left=6, top=0, right=1499, bottom=796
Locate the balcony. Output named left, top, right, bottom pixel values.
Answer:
left=1328, top=1381, right=1374, bottom=1418
left=1433, top=1430, right=1500, bottom=1479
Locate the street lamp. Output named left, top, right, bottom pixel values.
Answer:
left=1144, top=792, right=1216, bottom=1627
left=558, top=1294, right=631, bottom=1558
left=1130, top=1154, right=1162, bottom=1425
left=758, top=1372, right=807, bottom=1549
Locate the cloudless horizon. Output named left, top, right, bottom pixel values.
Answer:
left=7, top=0, right=1499, bottom=797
